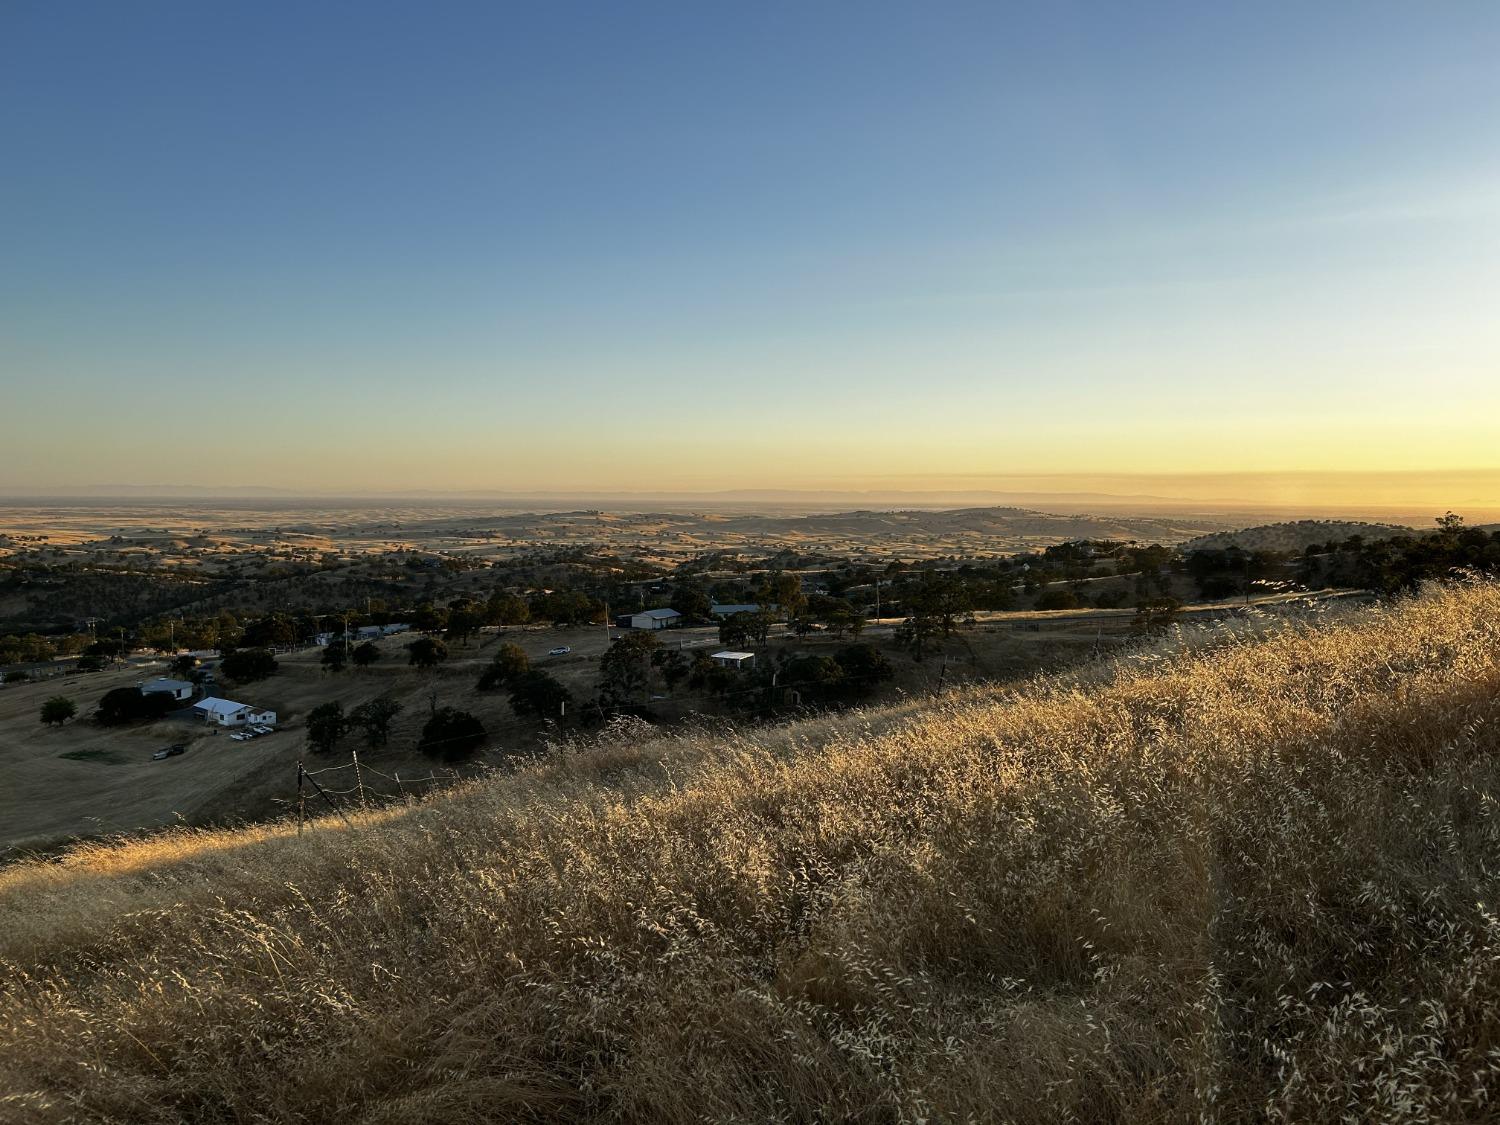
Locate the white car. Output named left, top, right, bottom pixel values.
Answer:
left=251, top=725, right=275, bottom=735
left=229, top=732, right=251, bottom=742
left=548, top=646, right=571, bottom=656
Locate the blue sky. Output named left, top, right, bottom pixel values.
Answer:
left=3, top=1, right=1498, bottom=497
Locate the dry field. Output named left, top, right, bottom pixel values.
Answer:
left=0, top=613, right=1129, bottom=855
left=2, top=581, right=1499, bottom=1122
left=0, top=626, right=619, bottom=855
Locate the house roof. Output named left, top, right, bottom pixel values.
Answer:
left=710, top=604, right=762, bottom=615
left=141, top=678, right=192, bottom=693
left=193, top=696, right=250, bottom=716
left=635, top=608, right=682, bottom=619
left=711, top=651, right=755, bottom=661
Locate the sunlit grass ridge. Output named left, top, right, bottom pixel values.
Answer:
left=4, top=582, right=1500, bottom=1122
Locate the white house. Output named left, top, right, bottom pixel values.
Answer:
left=629, top=608, right=683, bottom=630
left=710, top=650, right=756, bottom=669
left=193, top=696, right=277, bottom=728
left=139, top=677, right=194, bottom=702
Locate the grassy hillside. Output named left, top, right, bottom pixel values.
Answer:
left=1183, top=519, right=1414, bottom=553
left=3, top=583, right=1500, bottom=1123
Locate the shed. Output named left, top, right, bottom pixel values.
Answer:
left=629, top=608, right=682, bottom=630
left=710, top=651, right=756, bottom=668
left=139, top=677, right=194, bottom=702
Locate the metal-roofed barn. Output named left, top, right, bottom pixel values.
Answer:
left=629, top=608, right=683, bottom=630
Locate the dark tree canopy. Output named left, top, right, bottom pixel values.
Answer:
left=1131, top=598, right=1182, bottom=637
left=41, top=696, right=77, bottom=726
left=485, top=593, right=531, bottom=627
left=305, top=701, right=347, bottom=755
left=418, top=707, right=486, bottom=762
left=508, top=670, right=572, bottom=720
left=598, top=631, right=660, bottom=708
left=406, top=637, right=449, bottom=669
left=220, top=648, right=279, bottom=683
left=95, top=687, right=175, bottom=726
left=477, top=643, right=530, bottom=691
left=719, top=611, right=771, bottom=648
left=446, top=601, right=484, bottom=646
left=350, top=695, right=403, bottom=748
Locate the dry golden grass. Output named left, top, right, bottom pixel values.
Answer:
left=4, top=582, right=1500, bottom=1123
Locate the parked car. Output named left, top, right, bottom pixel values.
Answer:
left=548, top=646, right=571, bottom=656
left=251, top=725, right=275, bottom=735
left=230, top=731, right=251, bottom=742
left=152, top=744, right=187, bottom=761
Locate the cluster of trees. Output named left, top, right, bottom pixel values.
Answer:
left=305, top=695, right=405, bottom=755
left=321, top=640, right=380, bottom=673
left=1183, top=548, right=1286, bottom=600
left=890, top=574, right=973, bottom=662
left=773, top=644, right=894, bottom=707
left=0, top=631, right=90, bottom=666
left=219, top=648, right=279, bottom=683
left=1299, top=515, right=1500, bottom=595
left=95, top=687, right=178, bottom=726
left=475, top=641, right=573, bottom=721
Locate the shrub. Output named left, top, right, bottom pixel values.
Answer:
left=1036, top=587, right=1081, bottom=611
left=40, top=696, right=76, bottom=726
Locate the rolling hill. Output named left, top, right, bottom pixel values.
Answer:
left=3, top=581, right=1499, bottom=1122
left=1182, top=519, right=1415, bottom=553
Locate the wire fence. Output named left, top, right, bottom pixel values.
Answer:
left=295, top=754, right=467, bottom=832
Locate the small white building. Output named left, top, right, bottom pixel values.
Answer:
left=630, top=608, right=683, bottom=630
left=139, top=677, right=194, bottom=702
left=710, top=650, right=756, bottom=669
left=193, top=696, right=277, bottom=728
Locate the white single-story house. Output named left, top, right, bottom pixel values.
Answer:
left=630, top=608, right=683, bottom=630
left=139, top=677, right=194, bottom=702
left=710, top=650, right=756, bottom=669
left=381, top=623, right=412, bottom=635
left=710, top=604, right=761, bottom=617
left=193, top=696, right=277, bottom=728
